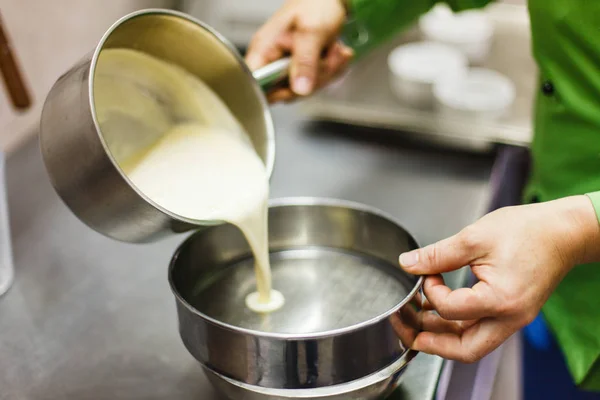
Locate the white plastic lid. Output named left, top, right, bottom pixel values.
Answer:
left=433, top=68, right=516, bottom=112
left=387, top=41, right=468, bottom=84
left=419, top=4, right=494, bottom=44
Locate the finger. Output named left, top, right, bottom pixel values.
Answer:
left=399, top=230, right=484, bottom=275
left=327, top=53, right=352, bottom=85
left=390, top=311, right=419, bottom=348
left=309, top=55, right=350, bottom=94
left=290, top=29, right=330, bottom=95
left=246, top=18, right=293, bottom=70
left=246, top=37, right=283, bottom=71
left=274, top=51, right=350, bottom=104
left=267, top=88, right=295, bottom=103
left=316, top=45, right=352, bottom=90
left=421, top=311, right=478, bottom=335
left=424, top=275, right=498, bottom=321
left=324, top=42, right=353, bottom=76
left=276, top=31, right=294, bottom=50
left=422, top=298, right=434, bottom=311
left=413, top=318, right=514, bottom=364
left=312, top=61, right=337, bottom=92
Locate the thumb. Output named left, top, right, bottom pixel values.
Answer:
left=399, top=232, right=479, bottom=275
left=291, top=29, right=329, bottom=95
left=246, top=53, right=268, bottom=71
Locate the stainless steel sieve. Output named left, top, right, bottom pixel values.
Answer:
left=169, top=198, right=424, bottom=400
left=40, top=9, right=288, bottom=243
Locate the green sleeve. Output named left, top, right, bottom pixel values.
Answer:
left=342, top=0, right=494, bottom=57
left=587, top=191, right=600, bottom=224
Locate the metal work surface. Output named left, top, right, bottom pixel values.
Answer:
left=0, top=105, right=493, bottom=400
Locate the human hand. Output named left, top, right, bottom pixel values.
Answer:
left=245, top=0, right=354, bottom=103
left=399, top=195, right=600, bottom=363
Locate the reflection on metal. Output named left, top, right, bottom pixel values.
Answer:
left=40, top=9, right=276, bottom=242
left=169, top=199, right=424, bottom=398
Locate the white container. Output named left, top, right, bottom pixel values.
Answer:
left=433, top=68, right=516, bottom=121
left=0, top=152, right=13, bottom=297
left=419, top=4, right=494, bottom=65
left=387, top=41, right=468, bottom=108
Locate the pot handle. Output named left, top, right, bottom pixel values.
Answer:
left=252, top=57, right=291, bottom=93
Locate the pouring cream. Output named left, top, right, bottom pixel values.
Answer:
left=94, top=48, right=283, bottom=313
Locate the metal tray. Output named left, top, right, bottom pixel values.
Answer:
left=302, top=4, right=536, bottom=148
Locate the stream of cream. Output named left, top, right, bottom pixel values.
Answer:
left=94, top=48, right=283, bottom=313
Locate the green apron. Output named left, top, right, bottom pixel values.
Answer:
left=344, top=0, right=600, bottom=390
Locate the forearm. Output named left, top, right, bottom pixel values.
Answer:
left=342, top=0, right=494, bottom=57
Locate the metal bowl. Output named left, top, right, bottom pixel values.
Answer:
left=169, top=198, right=424, bottom=399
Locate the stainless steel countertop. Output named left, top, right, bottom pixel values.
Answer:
left=0, top=105, right=494, bottom=400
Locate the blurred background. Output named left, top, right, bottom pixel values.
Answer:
left=0, top=0, right=531, bottom=154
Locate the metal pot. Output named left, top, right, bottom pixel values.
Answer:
left=40, top=9, right=288, bottom=243
left=169, top=198, right=424, bottom=399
